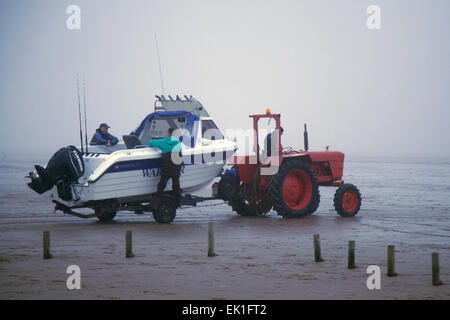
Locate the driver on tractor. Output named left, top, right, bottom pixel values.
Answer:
left=261, top=126, right=284, bottom=163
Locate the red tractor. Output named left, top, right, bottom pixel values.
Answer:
left=216, top=111, right=361, bottom=218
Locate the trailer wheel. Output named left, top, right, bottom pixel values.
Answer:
left=334, top=184, right=361, bottom=217
left=270, top=159, right=320, bottom=218
left=152, top=196, right=177, bottom=224
left=229, top=167, right=273, bottom=217
left=218, top=175, right=239, bottom=201
left=95, top=208, right=117, bottom=222
left=230, top=195, right=258, bottom=216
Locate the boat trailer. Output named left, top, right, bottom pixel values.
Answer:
left=53, top=193, right=222, bottom=223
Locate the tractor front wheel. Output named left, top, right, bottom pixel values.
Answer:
left=333, top=184, right=361, bottom=217
left=270, top=159, right=320, bottom=218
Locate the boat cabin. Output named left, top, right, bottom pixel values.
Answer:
left=86, top=96, right=224, bottom=154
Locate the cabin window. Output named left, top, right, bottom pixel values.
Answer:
left=201, top=120, right=224, bottom=140
left=141, top=116, right=193, bottom=144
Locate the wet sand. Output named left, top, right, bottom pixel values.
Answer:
left=0, top=209, right=448, bottom=300
left=1, top=156, right=449, bottom=299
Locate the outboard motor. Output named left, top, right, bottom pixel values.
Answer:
left=27, top=145, right=85, bottom=201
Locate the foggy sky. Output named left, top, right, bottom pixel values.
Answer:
left=0, top=0, right=449, bottom=158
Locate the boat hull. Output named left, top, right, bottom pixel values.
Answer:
left=83, top=162, right=224, bottom=202
left=50, top=147, right=235, bottom=208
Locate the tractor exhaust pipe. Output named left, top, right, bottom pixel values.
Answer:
left=304, top=123, right=309, bottom=151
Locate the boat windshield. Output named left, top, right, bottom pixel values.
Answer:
left=140, top=116, right=194, bottom=146
left=202, top=119, right=224, bottom=140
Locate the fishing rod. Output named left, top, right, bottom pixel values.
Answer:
left=82, top=75, right=88, bottom=155
left=154, top=34, right=165, bottom=95
left=76, top=74, right=84, bottom=154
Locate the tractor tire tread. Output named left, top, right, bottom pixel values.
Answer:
left=269, top=159, right=320, bottom=218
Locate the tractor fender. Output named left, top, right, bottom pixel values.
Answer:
left=282, top=151, right=345, bottom=181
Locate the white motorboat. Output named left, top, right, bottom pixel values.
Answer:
left=27, top=96, right=237, bottom=222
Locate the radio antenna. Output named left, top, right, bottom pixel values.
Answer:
left=154, top=34, right=165, bottom=95
left=82, top=75, right=88, bottom=155
left=76, top=74, right=84, bottom=154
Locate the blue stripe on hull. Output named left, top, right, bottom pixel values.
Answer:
left=105, top=159, right=162, bottom=174
left=104, top=151, right=229, bottom=174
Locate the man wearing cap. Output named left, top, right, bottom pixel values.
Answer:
left=90, top=123, right=119, bottom=146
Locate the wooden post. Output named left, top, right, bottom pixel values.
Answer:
left=207, top=222, right=216, bottom=257
left=43, top=230, right=52, bottom=259
left=387, top=245, right=397, bottom=276
left=432, top=252, right=443, bottom=286
left=348, top=240, right=356, bottom=269
left=126, top=230, right=134, bottom=258
left=313, top=234, right=323, bottom=262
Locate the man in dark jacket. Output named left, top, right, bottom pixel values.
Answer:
left=149, top=127, right=183, bottom=202
left=90, top=123, right=119, bottom=146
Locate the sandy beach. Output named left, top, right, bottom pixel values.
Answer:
left=1, top=156, right=449, bottom=300
left=0, top=209, right=448, bottom=300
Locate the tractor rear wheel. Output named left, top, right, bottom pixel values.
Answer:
left=95, top=208, right=117, bottom=222
left=270, top=159, right=320, bottom=218
left=333, top=184, right=361, bottom=217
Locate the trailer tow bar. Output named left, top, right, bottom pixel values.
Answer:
left=53, top=202, right=96, bottom=219
left=180, top=194, right=221, bottom=207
